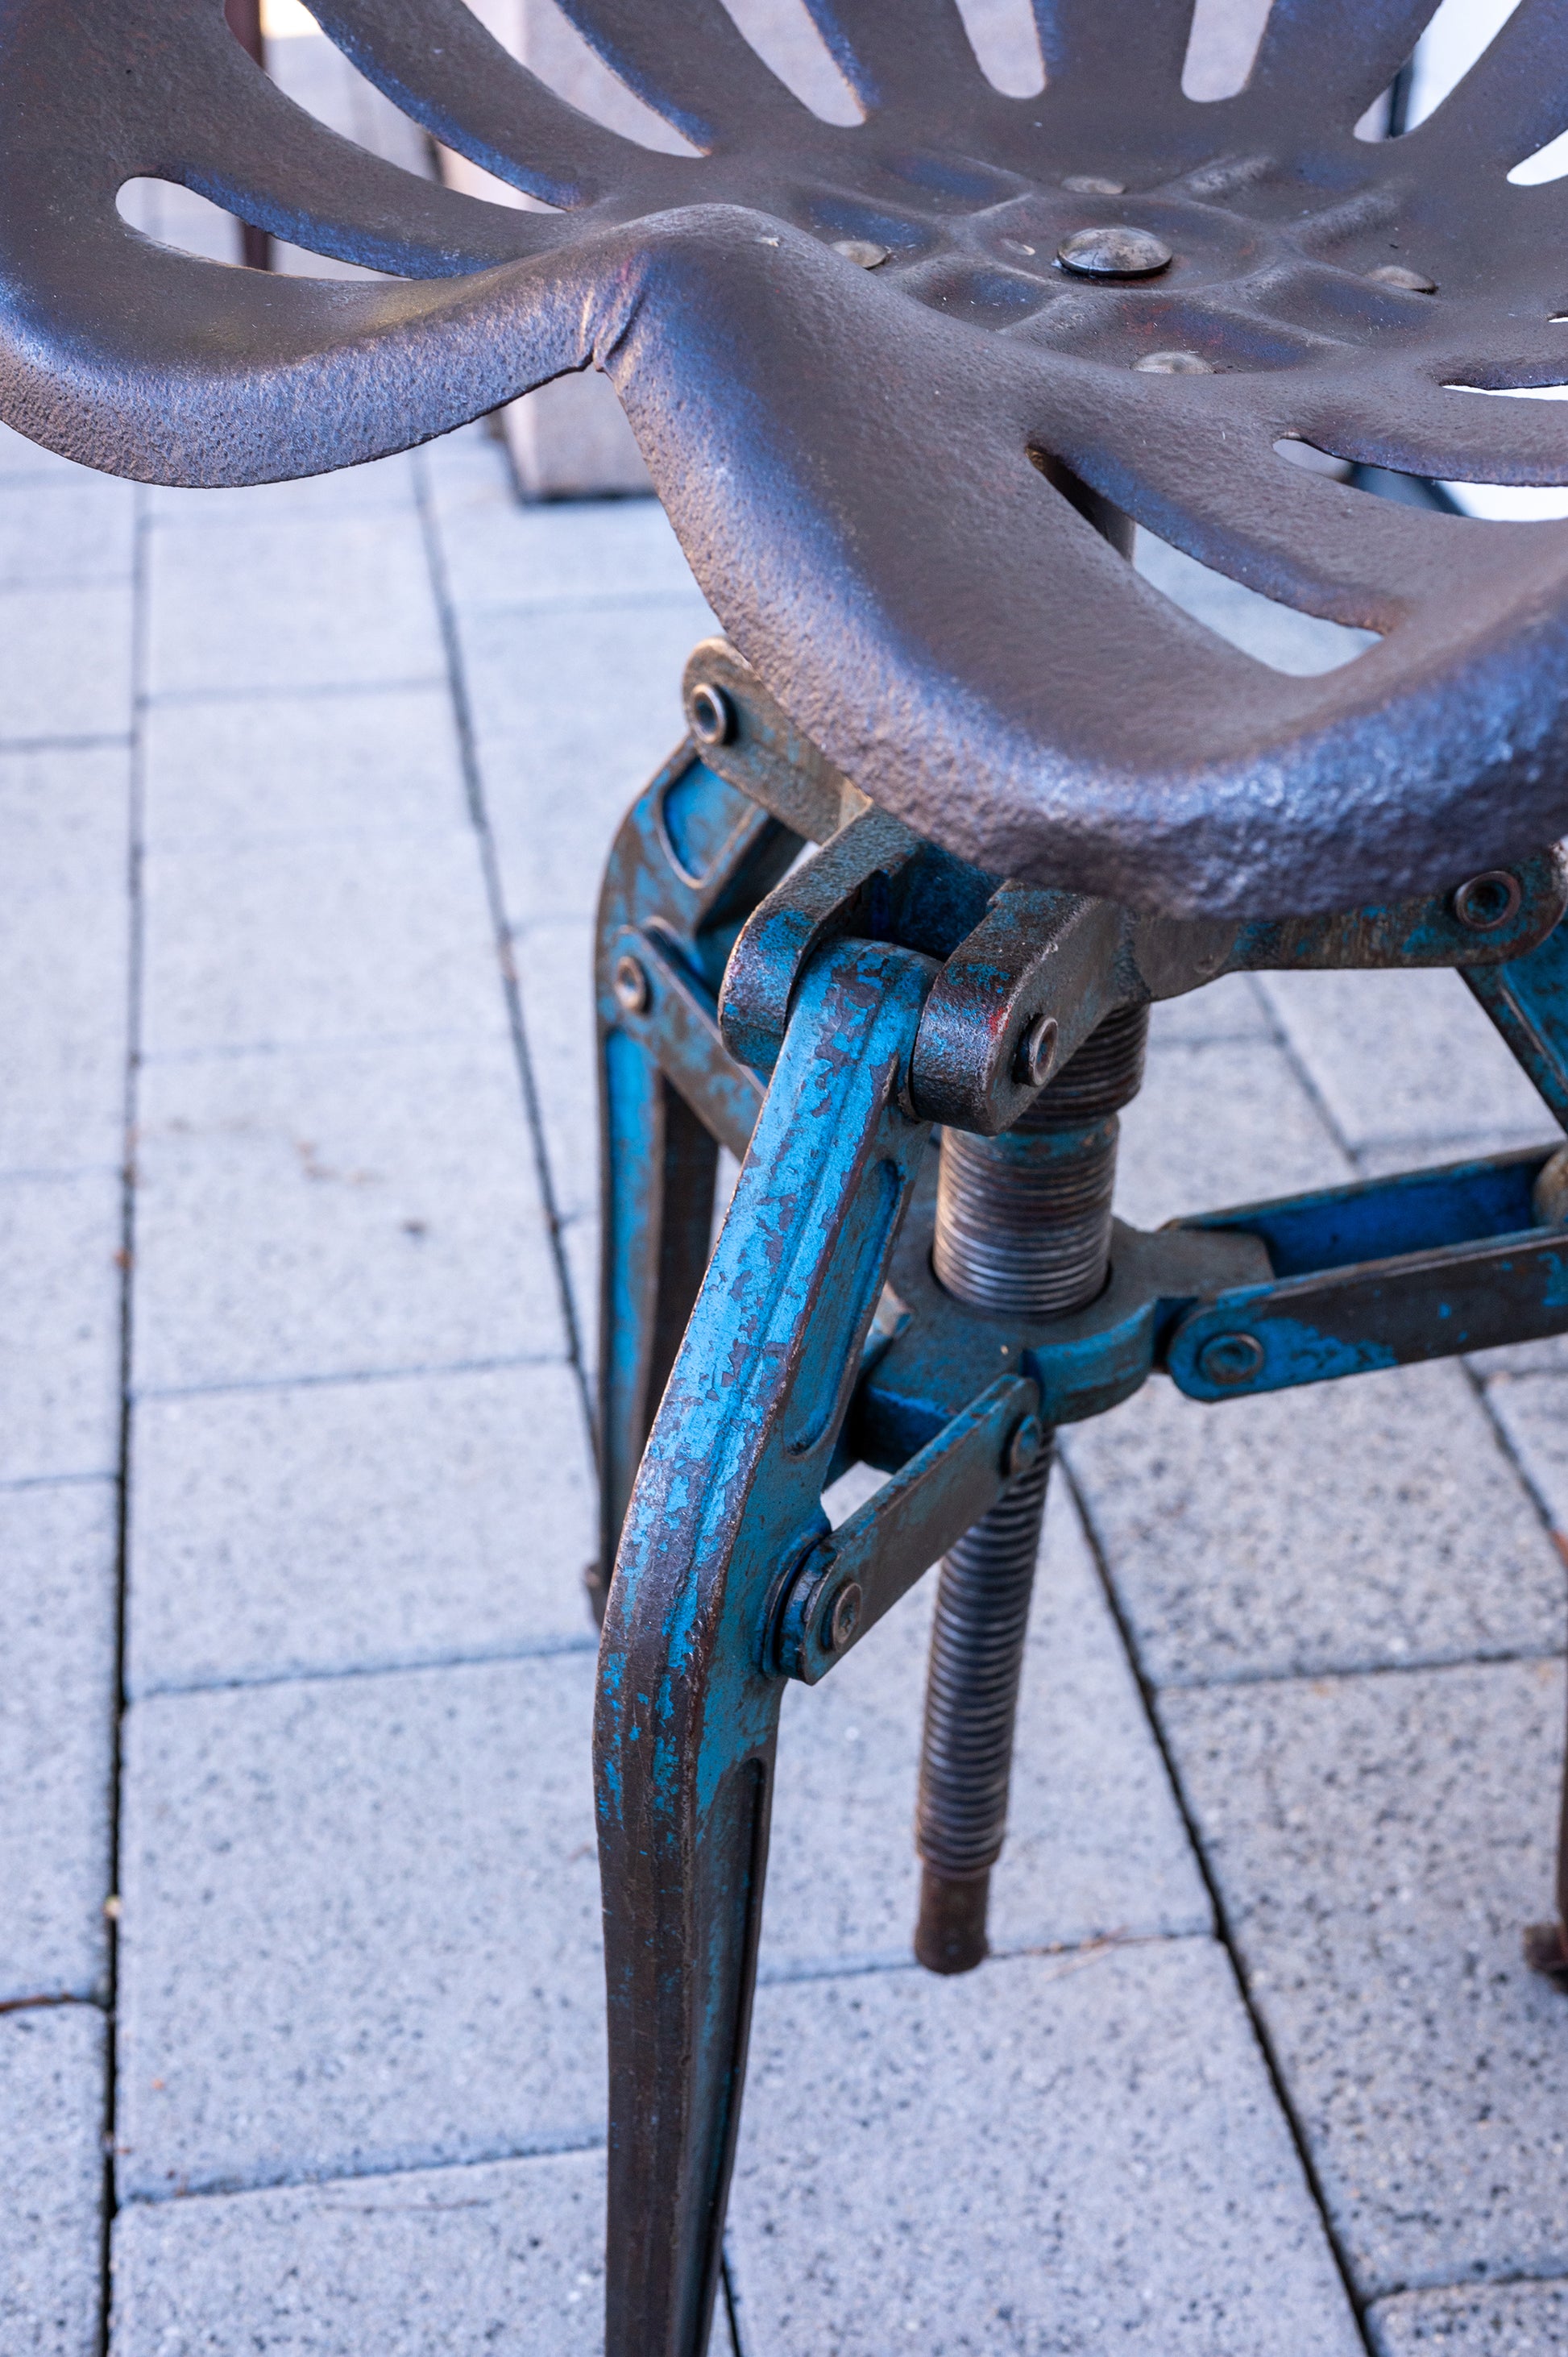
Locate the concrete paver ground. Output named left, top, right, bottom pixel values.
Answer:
left=5, top=39, right=1568, bottom=2343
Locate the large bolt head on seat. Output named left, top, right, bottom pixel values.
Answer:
left=1, top=0, right=1566, bottom=913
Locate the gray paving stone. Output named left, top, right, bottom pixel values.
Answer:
left=1136, top=527, right=1379, bottom=674
left=1064, top=1360, right=1564, bottom=1686
left=0, top=2003, right=105, bottom=2357
left=110, top=2146, right=736, bottom=2357
left=0, top=1169, right=122, bottom=1480
left=0, top=581, right=134, bottom=741
left=0, top=741, right=130, bottom=1172
left=0, top=418, right=102, bottom=483
left=0, top=477, right=135, bottom=590
left=145, top=450, right=417, bottom=529
left=1468, top=1331, right=1568, bottom=1379
left=131, top=1035, right=562, bottom=1392
left=117, top=175, right=237, bottom=267
left=761, top=1482, right=1209, bottom=1977
left=1, top=1481, right=117, bottom=2000
left=1147, top=970, right=1272, bottom=1045
left=1114, top=1033, right=1350, bottom=1234
left=1487, top=1373, right=1568, bottom=1543
left=557, top=1213, right=599, bottom=1388
left=147, top=512, right=444, bottom=699
left=516, top=922, right=597, bottom=1227
left=127, top=1363, right=595, bottom=1694
left=118, top=1652, right=604, bottom=2199
left=427, top=430, right=695, bottom=614
left=1369, top=2279, right=1568, bottom=2352
left=728, top=1940, right=1363, bottom=2356
left=143, top=684, right=467, bottom=849
left=1161, top=1658, right=1568, bottom=2297
left=466, top=597, right=716, bottom=933
left=141, top=827, right=505, bottom=1056
left=264, top=18, right=432, bottom=177
left=1254, top=969, right=1548, bottom=1153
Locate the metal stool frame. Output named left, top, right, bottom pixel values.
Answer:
left=595, top=639, right=1568, bottom=2356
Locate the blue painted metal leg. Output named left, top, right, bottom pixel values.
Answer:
left=595, top=939, right=937, bottom=2357
left=1471, top=914, right=1568, bottom=1983
left=594, top=746, right=794, bottom=1605
left=597, top=1027, right=720, bottom=1605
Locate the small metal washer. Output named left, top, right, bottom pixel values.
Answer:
left=1134, top=349, right=1215, bottom=374
left=1368, top=263, right=1437, bottom=293
left=613, top=952, right=651, bottom=1014
left=1057, top=225, right=1172, bottom=280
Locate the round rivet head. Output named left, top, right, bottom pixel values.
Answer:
left=1015, top=1011, right=1060, bottom=1090
left=1063, top=174, right=1126, bottom=196
left=1004, top=1413, right=1045, bottom=1481
left=1196, top=1331, right=1266, bottom=1388
left=1134, top=348, right=1215, bottom=375
left=1452, top=869, right=1522, bottom=931
left=833, top=238, right=890, bottom=269
left=688, top=681, right=734, bottom=747
left=1368, top=264, right=1437, bottom=293
left=1057, top=225, right=1172, bottom=280
left=826, top=1580, right=863, bottom=1654
left=1532, top=1146, right=1568, bottom=1229
left=612, top=952, right=650, bottom=1014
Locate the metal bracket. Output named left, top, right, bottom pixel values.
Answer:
left=770, top=1374, right=1041, bottom=1684
left=692, top=641, right=1568, bottom=1134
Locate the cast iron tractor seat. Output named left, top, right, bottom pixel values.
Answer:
left=7, top=5, right=1568, bottom=2355
left=3, top=0, right=1568, bottom=911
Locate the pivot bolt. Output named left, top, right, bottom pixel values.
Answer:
left=832, top=238, right=889, bottom=269
left=612, top=952, right=650, bottom=1013
left=688, top=681, right=735, bottom=747
left=825, top=1579, right=863, bottom=1654
left=1015, top=1011, right=1060, bottom=1090
left=1197, top=1331, right=1265, bottom=1387
left=1533, top=1147, right=1568, bottom=1229
left=1056, top=225, right=1172, bottom=280
left=1003, top=1413, right=1045, bottom=1480
left=1452, top=869, right=1521, bottom=931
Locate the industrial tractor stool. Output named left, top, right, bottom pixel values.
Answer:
left=593, top=639, right=1568, bottom=2354
left=7, top=1, right=1568, bottom=2351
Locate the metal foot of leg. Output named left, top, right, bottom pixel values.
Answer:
left=915, top=1451, right=1052, bottom=1974
left=1524, top=1920, right=1568, bottom=1988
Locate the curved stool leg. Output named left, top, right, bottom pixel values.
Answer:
left=595, top=939, right=936, bottom=2357
left=593, top=747, right=799, bottom=1611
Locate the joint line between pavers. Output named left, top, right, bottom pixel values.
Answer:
left=0, top=730, right=134, bottom=754
left=753, top=1925, right=1204, bottom=1992
left=99, top=473, right=153, bottom=2357
left=1058, top=1454, right=1381, bottom=2349
left=143, top=674, right=450, bottom=712
left=411, top=446, right=597, bottom=1471
left=130, top=1349, right=572, bottom=1405
left=1151, top=1641, right=1568, bottom=1696
left=131, top=1629, right=601, bottom=1703
left=118, top=2123, right=610, bottom=2208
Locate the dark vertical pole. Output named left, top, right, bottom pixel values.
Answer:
left=223, top=0, right=272, bottom=272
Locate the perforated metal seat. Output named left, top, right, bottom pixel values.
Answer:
left=4, top=0, right=1568, bottom=912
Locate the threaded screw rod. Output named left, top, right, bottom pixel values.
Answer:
left=915, top=1005, right=1148, bottom=1975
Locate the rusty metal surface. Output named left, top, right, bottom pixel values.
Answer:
left=3, top=2, right=1568, bottom=911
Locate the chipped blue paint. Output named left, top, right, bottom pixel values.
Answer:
left=595, top=936, right=937, bottom=2357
